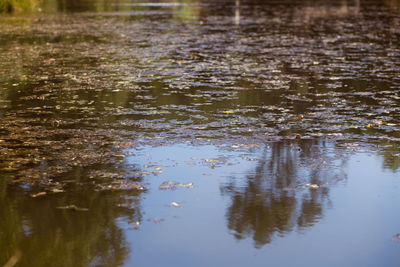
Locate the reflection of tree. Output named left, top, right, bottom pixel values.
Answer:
left=378, top=141, right=400, bottom=172
left=221, top=140, right=347, bottom=248
left=0, top=170, right=142, bottom=267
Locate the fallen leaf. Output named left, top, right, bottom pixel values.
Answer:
left=3, top=249, right=21, bottom=267
left=51, top=188, right=64, bottom=193
left=147, top=218, right=164, bottom=223
left=242, top=156, right=257, bottom=161
left=366, top=123, right=380, bottom=128
left=304, top=183, right=319, bottom=189
left=56, top=205, right=88, bottom=211
left=171, top=202, right=180, bottom=207
left=31, top=192, right=46, bottom=198
left=203, top=158, right=217, bottom=163
left=159, top=181, right=195, bottom=190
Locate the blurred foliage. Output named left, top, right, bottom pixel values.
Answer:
left=0, top=0, right=39, bottom=13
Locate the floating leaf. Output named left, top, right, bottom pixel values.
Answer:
left=203, top=158, right=218, bottom=163
left=171, top=202, right=180, bottom=207
left=97, top=182, right=144, bottom=191
left=51, top=188, right=64, bottom=193
left=147, top=218, right=164, bottom=223
left=304, top=183, right=320, bottom=189
left=159, top=181, right=195, bottom=190
left=56, top=205, right=88, bottom=211
left=3, top=249, right=21, bottom=267
left=242, top=156, right=257, bottom=161
left=31, top=192, right=46, bottom=198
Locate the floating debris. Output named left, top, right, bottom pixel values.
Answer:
left=140, top=171, right=150, bottom=176
left=390, top=233, right=400, bottom=242
left=147, top=218, right=164, bottom=224
left=51, top=188, right=64, bottom=193
left=170, top=202, right=180, bottom=207
left=304, top=183, right=320, bottom=189
left=3, top=249, right=21, bottom=267
left=31, top=192, right=47, bottom=198
left=97, top=181, right=144, bottom=191
left=241, top=156, right=258, bottom=161
left=203, top=158, right=218, bottom=163
left=159, top=181, right=195, bottom=190
left=117, top=203, right=131, bottom=208
left=366, top=123, right=380, bottom=128
left=56, top=205, right=88, bottom=211
left=129, top=221, right=140, bottom=230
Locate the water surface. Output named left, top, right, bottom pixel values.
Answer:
left=0, top=0, right=399, bottom=266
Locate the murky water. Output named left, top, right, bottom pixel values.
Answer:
left=0, top=0, right=399, bottom=266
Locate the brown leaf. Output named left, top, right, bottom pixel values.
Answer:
left=31, top=192, right=46, bottom=198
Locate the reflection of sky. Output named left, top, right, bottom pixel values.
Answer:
left=257, top=153, right=400, bottom=267
left=119, top=142, right=399, bottom=266
left=125, top=144, right=257, bottom=266
left=121, top=146, right=400, bottom=266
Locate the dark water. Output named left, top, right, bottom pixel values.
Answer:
left=0, top=0, right=399, bottom=266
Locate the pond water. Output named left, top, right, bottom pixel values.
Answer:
left=0, top=0, right=399, bottom=266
